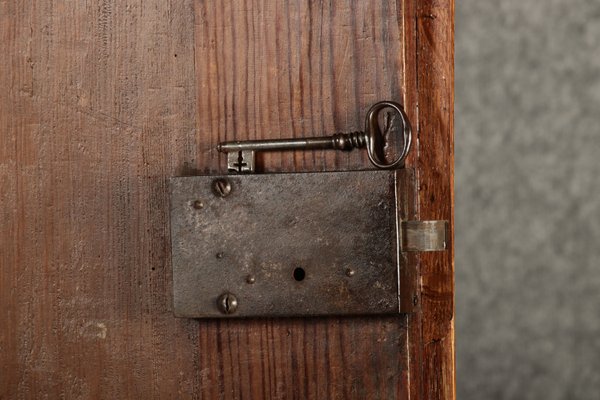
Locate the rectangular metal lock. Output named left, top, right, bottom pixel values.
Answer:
left=169, top=101, right=447, bottom=318
left=171, top=169, right=431, bottom=318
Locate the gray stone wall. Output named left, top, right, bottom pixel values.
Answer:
left=456, top=1, right=600, bottom=398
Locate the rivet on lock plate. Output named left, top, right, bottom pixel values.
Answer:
left=169, top=101, right=448, bottom=318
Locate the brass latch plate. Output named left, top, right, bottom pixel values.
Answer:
left=169, top=169, right=445, bottom=318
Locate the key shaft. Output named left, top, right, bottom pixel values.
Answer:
left=217, top=131, right=367, bottom=153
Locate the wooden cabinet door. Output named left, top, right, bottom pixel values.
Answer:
left=0, top=0, right=454, bottom=399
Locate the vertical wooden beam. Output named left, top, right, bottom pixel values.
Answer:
left=412, top=0, right=456, bottom=398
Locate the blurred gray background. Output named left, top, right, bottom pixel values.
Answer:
left=456, top=0, right=600, bottom=398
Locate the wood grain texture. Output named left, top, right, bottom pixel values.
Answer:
left=413, top=0, right=456, bottom=398
left=405, top=1, right=455, bottom=398
left=0, top=0, right=202, bottom=398
left=0, top=0, right=453, bottom=398
left=195, top=0, right=406, bottom=174
left=194, top=1, right=414, bottom=398
left=193, top=0, right=454, bottom=399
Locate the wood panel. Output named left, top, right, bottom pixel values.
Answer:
left=194, top=1, right=412, bottom=398
left=0, top=0, right=453, bottom=398
left=413, top=1, right=455, bottom=398
left=193, top=0, right=454, bottom=399
left=0, top=0, right=202, bottom=398
left=195, top=0, right=407, bottom=174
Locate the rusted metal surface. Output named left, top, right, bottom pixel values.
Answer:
left=170, top=169, right=416, bottom=318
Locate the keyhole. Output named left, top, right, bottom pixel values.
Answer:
left=293, top=267, right=305, bottom=281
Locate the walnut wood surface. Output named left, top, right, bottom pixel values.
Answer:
left=411, top=1, right=456, bottom=398
left=0, top=0, right=453, bottom=398
left=0, top=1, right=201, bottom=397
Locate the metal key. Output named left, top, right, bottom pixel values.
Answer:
left=217, top=101, right=412, bottom=173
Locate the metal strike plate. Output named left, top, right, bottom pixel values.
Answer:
left=170, top=169, right=444, bottom=318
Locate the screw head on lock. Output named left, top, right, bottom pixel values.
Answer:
left=217, top=292, right=238, bottom=314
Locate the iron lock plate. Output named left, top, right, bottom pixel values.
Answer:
left=170, top=168, right=445, bottom=318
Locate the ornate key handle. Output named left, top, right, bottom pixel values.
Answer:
left=218, top=100, right=412, bottom=172
left=364, top=100, right=412, bottom=169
